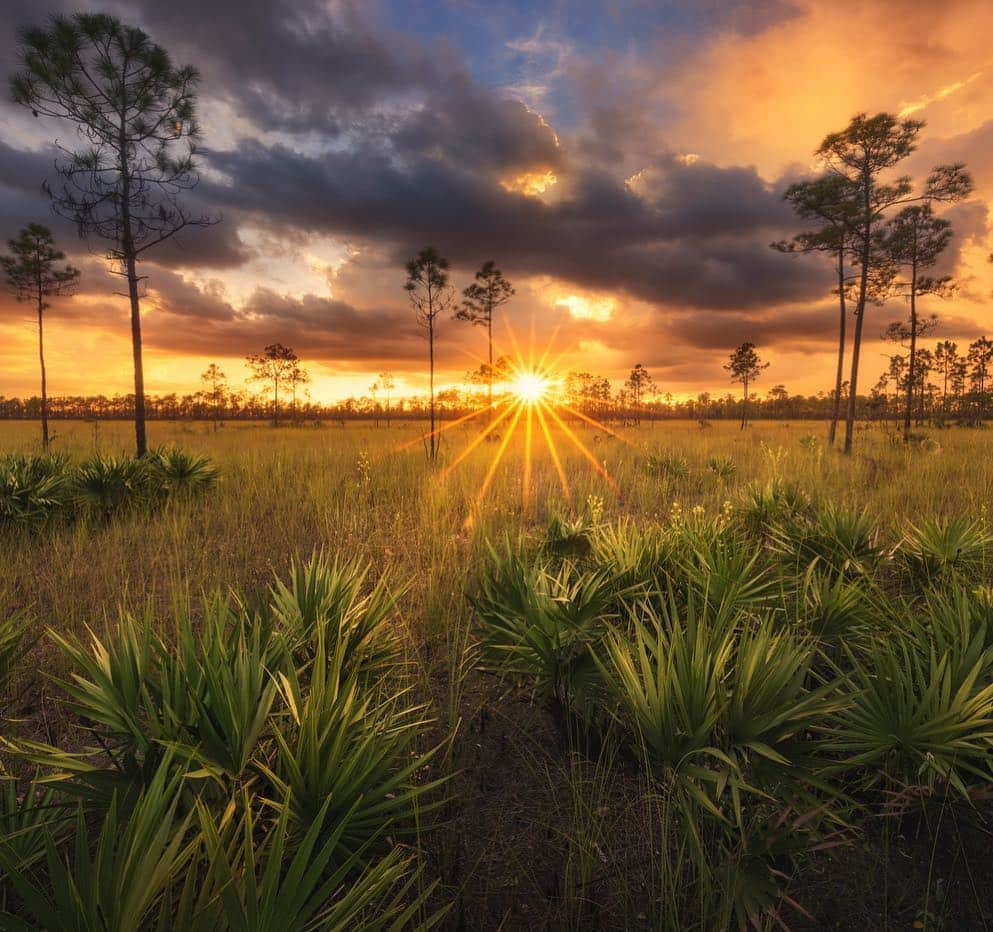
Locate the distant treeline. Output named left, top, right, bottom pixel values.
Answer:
left=1, top=378, right=989, bottom=426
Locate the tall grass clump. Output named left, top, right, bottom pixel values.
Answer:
left=469, top=501, right=993, bottom=927
left=0, top=554, right=445, bottom=928
left=0, top=447, right=219, bottom=534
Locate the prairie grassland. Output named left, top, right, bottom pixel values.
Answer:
left=3, top=417, right=990, bottom=642
left=3, top=416, right=993, bottom=929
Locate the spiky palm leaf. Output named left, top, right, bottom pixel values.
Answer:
left=147, top=445, right=220, bottom=496
left=167, top=791, right=443, bottom=931
left=0, top=759, right=196, bottom=932
left=899, top=515, right=991, bottom=584
left=0, top=454, right=71, bottom=531
left=268, top=552, right=399, bottom=681
left=72, top=454, right=152, bottom=519
left=261, top=643, right=445, bottom=863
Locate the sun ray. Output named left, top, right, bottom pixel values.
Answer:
left=392, top=402, right=495, bottom=453
left=440, top=399, right=519, bottom=478
left=544, top=401, right=619, bottom=491
left=535, top=400, right=571, bottom=506
left=470, top=401, right=526, bottom=522
left=558, top=403, right=633, bottom=443
left=523, top=402, right=534, bottom=510
left=534, top=322, right=563, bottom=372
left=404, top=314, right=625, bottom=515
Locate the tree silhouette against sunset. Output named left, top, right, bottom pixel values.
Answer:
left=11, top=13, right=215, bottom=457
left=1, top=224, right=79, bottom=449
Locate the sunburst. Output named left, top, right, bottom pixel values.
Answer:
left=403, top=323, right=628, bottom=522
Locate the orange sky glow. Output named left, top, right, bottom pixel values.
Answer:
left=2, top=0, right=992, bottom=405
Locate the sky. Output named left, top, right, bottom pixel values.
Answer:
left=1, top=0, right=992, bottom=403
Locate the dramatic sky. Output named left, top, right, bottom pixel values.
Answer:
left=2, top=0, right=993, bottom=402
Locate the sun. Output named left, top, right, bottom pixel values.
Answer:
left=511, top=371, right=550, bottom=404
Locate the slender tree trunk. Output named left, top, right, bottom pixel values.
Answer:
left=903, top=266, right=918, bottom=442
left=487, top=312, right=493, bottom=425
left=119, top=119, right=147, bottom=458
left=36, top=279, right=49, bottom=450
left=829, top=248, right=846, bottom=446
left=124, top=251, right=147, bottom=457
left=429, top=314, right=436, bottom=460
left=273, top=377, right=280, bottom=426
left=741, top=378, right=748, bottom=429
left=844, top=193, right=872, bottom=455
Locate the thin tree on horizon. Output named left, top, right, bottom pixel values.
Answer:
left=456, top=260, right=514, bottom=422
left=775, top=175, right=859, bottom=447
left=405, top=247, right=454, bottom=461
left=624, top=363, right=656, bottom=426
left=1, top=223, right=80, bottom=449
left=373, top=371, right=396, bottom=428
left=724, top=342, right=769, bottom=429
left=883, top=200, right=968, bottom=441
left=11, top=12, right=215, bottom=457
left=247, top=343, right=299, bottom=426
left=200, top=363, right=228, bottom=430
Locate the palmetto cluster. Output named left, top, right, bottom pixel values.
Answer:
left=472, top=492, right=993, bottom=928
left=0, top=554, right=444, bottom=929
left=0, top=446, right=219, bottom=532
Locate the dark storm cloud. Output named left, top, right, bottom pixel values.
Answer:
left=201, top=139, right=821, bottom=311
left=141, top=277, right=427, bottom=364
left=0, top=139, right=253, bottom=271
left=0, top=0, right=858, bottom=364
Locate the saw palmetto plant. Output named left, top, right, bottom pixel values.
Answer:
left=1, top=555, right=441, bottom=928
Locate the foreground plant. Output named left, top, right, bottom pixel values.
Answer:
left=899, top=515, right=992, bottom=585
left=473, top=545, right=627, bottom=728
left=2, top=554, right=441, bottom=926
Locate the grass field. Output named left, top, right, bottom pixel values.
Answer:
left=3, top=416, right=993, bottom=929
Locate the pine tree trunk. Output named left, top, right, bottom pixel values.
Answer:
left=37, top=285, right=49, bottom=450
left=125, top=251, right=147, bottom=457
left=903, top=268, right=917, bottom=442
left=829, top=248, right=846, bottom=446
left=120, top=123, right=147, bottom=458
left=487, top=313, right=493, bottom=426
left=429, top=314, right=436, bottom=460
left=844, top=201, right=872, bottom=454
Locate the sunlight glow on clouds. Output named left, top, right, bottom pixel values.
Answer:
left=2, top=0, right=993, bottom=403
left=555, top=294, right=616, bottom=322
left=499, top=169, right=558, bottom=196
left=898, top=72, right=984, bottom=118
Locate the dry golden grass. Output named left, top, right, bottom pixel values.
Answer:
left=3, top=416, right=992, bottom=643
left=4, top=416, right=993, bottom=928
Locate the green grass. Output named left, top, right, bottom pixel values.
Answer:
left=2, top=416, right=993, bottom=928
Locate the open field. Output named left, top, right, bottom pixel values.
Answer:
left=3, top=418, right=993, bottom=929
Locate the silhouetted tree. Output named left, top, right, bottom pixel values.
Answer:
left=624, top=363, right=656, bottom=425
left=456, top=260, right=514, bottom=419
left=11, top=13, right=214, bottom=457
left=288, top=361, right=310, bottom=420
left=1, top=223, right=79, bottom=448
left=776, top=175, right=859, bottom=445
left=724, top=342, right=769, bottom=428
left=933, top=340, right=959, bottom=416
left=883, top=196, right=969, bottom=439
left=200, top=363, right=227, bottom=429
left=405, top=247, right=454, bottom=460
left=247, top=343, right=298, bottom=426
left=813, top=112, right=970, bottom=453
left=373, top=371, right=395, bottom=427
left=968, top=337, right=993, bottom=424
